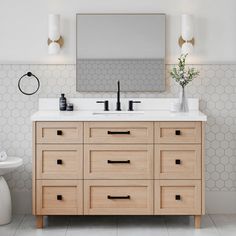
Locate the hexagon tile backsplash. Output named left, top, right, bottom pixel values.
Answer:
left=0, top=64, right=236, bottom=194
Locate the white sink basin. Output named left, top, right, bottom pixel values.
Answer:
left=0, top=157, right=23, bottom=176
left=92, top=111, right=144, bottom=116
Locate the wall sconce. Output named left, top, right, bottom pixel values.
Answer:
left=48, top=14, right=64, bottom=54
left=178, top=14, right=194, bottom=54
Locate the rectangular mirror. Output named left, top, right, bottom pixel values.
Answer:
left=76, top=13, right=166, bottom=92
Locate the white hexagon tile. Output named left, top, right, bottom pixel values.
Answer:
left=0, top=64, right=236, bottom=193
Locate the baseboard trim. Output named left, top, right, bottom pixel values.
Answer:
left=11, top=190, right=236, bottom=214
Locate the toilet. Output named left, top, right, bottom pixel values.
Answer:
left=0, top=157, right=23, bottom=225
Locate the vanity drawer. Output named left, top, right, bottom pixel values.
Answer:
left=36, top=122, right=83, bottom=144
left=155, top=180, right=201, bottom=215
left=84, top=180, right=153, bottom=215
left=155, top=145, right=201, bottom=179
left=155, top=122, right=201, bottom=144
left=84, top=122, right=153, bottom=144
left=36, top=180, right=83, bottom=215
left=36, top=145, right=83, bottom=179
left=84, top=144, right=153, bottom=179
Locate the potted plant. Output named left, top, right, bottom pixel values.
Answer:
left=170, top=54, right=199, bottom=112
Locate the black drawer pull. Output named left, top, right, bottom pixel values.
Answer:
left=175, top=159, right=181, bottom=165
left=107, top=195, right=130, bottom=199
left=57, top=130, right=63, bottom=135
left=107, top=160, right=130, bottom=164
left=57, top=159, right=63, bottom=165
left=57, top=195, right=63, bottom=200
left=107, top=131, right=130, bottom=135
left=175, top=195, right=181, bottom=200
left=175, top=130, right=181, bottom=135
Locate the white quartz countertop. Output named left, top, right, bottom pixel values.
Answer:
left=31, top=110, right=207, bottom=122
left=31, top=98, right=207, bottom=121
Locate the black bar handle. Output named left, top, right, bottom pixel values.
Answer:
left=107, top=131, right=130, bottom=135
left=107, top=195, right=130, bottom=199
left=175, top=159, right=181, bottom=165
left=107, top=160, right=130, bottom=164
left=57, top=195, right=63, bottom=200
left=175, top=130, right=181, bottom=135
left=96, top=100, right=109, bottom=111
left=175, top=195, right=181, bottom=200
left=57, top=130, right=63, bottom=135
left=128, top=100, right=141, bottom=111
left=57, top=159, right=63, bottom=165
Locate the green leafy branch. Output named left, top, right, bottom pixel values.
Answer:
left=170, top=54, right=199, bottom=88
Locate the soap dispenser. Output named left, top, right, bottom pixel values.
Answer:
left=59, top=94, right=67, bottom=111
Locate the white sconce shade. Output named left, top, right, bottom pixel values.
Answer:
left=181, top=14, right=193, bottom=41
left=181, top=42, right=193, bottom=54
left=178, top=14, right=195, bottom=55
left=48, top=14, right=64, bottom=54
left=49, top=14, right=60, bottom=41
left=48, top=42, right=60, bottom=54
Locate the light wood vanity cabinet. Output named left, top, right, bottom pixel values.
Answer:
left=32, top=121, right=205, bottom=229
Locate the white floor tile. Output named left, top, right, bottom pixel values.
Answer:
left=117, top=216, right=168, bottom=236
left=66, top=216, right=117, bottom=236
left=165, top=215, right=219, bottom=236
left=14, top=215, right=69, bottom=236
left=0, top=214, right=24, bottom=236
left=2, top=214, right=236, bottom=236
left=210, top=214, right=236, bottom=236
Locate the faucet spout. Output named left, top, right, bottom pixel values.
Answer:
left=116, top=80, right=121, bottom=111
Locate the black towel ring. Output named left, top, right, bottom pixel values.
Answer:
left=18, top=72, right=40, bottom=95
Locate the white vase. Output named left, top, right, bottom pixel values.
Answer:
left=179, top=86, right=189, bottom=112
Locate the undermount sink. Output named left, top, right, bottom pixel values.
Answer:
left=92, top=111, right=144, bottom=115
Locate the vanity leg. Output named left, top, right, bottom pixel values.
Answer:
left=36, top=215, right=43, bottom=228
left=194, top=215, right=201, bottom=229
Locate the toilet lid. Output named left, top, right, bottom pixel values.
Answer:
left=0, top=157, right=23, bottom=169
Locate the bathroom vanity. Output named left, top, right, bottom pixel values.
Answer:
left=31, top=98, right=207, bottom=229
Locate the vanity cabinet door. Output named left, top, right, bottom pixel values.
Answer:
left=36, top=180, right=83, bottom=215
left=84, top=180, right=153, bottom=215
left=84, top=122, right=153, bottom=144
left=84, top=144, right=153, bottom=179
left=155, top=122, right=201, bottom=144
left=155, top=145, right=201, bottom=179
left=155, top=180, right=201, bottom=215
left=36, top=145, right=83, bottom=179
left=36, top=122, right=83, bottom=144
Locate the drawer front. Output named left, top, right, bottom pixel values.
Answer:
left=84, top=145, right=153, bottom=179
left=155, top=122, right=201, bottom=144
left=36, top=122, right=83, bottom=143
left=155, top=145, right=201, bottom=179
left=84, top=122, right=153, bottom=144
left=36, top=180, right=83, bottom=215
left=84, top=180, right=153, bottom=215
left=36, top=145, right=83, bottom=179
left=155, top=180, right=201, bottom=215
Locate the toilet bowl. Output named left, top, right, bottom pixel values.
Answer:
left=0, top=157, right=23, bottom=225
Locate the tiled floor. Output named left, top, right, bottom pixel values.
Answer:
left=1, top=214, right=236, bottom=236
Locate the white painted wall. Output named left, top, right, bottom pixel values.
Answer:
left=0, top=0, right=236, bottom=64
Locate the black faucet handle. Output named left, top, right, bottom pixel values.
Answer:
left=128, top=100, right=141, bottom=111
left=96, top=100, right=109, bottom=111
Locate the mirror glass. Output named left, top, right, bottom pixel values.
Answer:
left=76, top=14, right=165, bottom=92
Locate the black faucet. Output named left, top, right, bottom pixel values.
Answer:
left=116, top=80, right=121, bottom=111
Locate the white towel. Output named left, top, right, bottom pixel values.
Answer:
left=0, top=151, right=8, bottom=162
